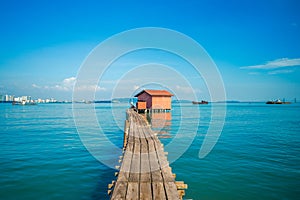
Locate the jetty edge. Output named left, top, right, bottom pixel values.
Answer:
left=108, top=109, right=187, bottom=199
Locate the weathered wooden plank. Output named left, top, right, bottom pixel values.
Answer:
left=148, top=140, right=163, bottom=182
left=123, top=119, right=129, bottom=148
left=139, top=182, right=152, bottom=200
left=118, top=153, right=131, bottom=181
left=138, top=116, right=164, bottom=184
left=161, top=166, right=175, bottom=182
left=110, top=181, right=127, bottom=199
left=129, top=115, right=141, bottom=182
left=128, top=139, right=140, bottom=182
left=137, top=115, right=155, bottom=185
left=140, top=155, right=151, bottom=182
left=156, top=149, right=169, bottom=168
left=118, top=138, right=134, bottom=181
left=165, top=182, right=180, bottom=200
left=152, top=182, right=167, bottom=200
left=126, top=182, right=139, bottom=200
left=139, top=129, right=151, bottom=182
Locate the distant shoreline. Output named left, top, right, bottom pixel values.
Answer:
left=1, top=100, right=298, bottom=104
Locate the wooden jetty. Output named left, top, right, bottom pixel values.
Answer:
left=109, top=109, right=187, bottom=199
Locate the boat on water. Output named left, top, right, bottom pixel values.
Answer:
left=12, top=100, right=37, bottom=105
left=266, top=99, right=291, bottom=104
left=192, top=100, right=208, bottom=104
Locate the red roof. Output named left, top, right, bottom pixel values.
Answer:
left=134, top=90, right=173, bottom=97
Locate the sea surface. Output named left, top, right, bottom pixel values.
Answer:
left=0, top=102, right=299, bottom=200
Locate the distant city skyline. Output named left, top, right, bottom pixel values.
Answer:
left=0, top=94, right=58, bottom=103
left=0, top=1, right=299, bottom=101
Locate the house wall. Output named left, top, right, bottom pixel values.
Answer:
left=137, top=92, right=152, bottom=109
left=152, top=96, right=171, bottom=110
left=137, top=101, right=147, bottom=110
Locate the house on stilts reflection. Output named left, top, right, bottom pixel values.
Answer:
left=134, top=89, right=173, bottom=113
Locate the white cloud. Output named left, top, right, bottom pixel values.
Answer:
left=133, top=85, right=140, bottom=90
left=32, top=84, right=41, bottom=88
left=52, top=84, right=69, bottom=91
left=63, top=77, right=76, bottom=87
left=32, top=76, right=106, bottom=92
left=268, top=69, right=294, bottom=75
left=75, top=85, right=106, bottom=91
left=50, top=77, right=76, bottom=91
left=240, top=58, right=300, bottom=70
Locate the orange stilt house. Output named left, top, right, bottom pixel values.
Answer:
left=134, top=90, right=173, bottom=112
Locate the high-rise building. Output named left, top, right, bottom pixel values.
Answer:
left=4, top=95, right=14, bottom=102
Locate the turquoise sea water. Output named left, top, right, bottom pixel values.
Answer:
left=0, top=103, right=299, bottom=200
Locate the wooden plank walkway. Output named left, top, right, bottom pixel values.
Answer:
left=109, top=109, right=187, bottom=200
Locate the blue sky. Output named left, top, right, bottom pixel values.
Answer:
left=0, top=0, right=299, bottom=101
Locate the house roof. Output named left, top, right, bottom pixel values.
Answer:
left=134, top=90, right=173, bottom=97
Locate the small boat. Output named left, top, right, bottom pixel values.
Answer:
left=192, top=100, right=208, bottom=104
left=12, top=100, right=37, bottom=105
left=266, top=99, right=291, bottom=104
